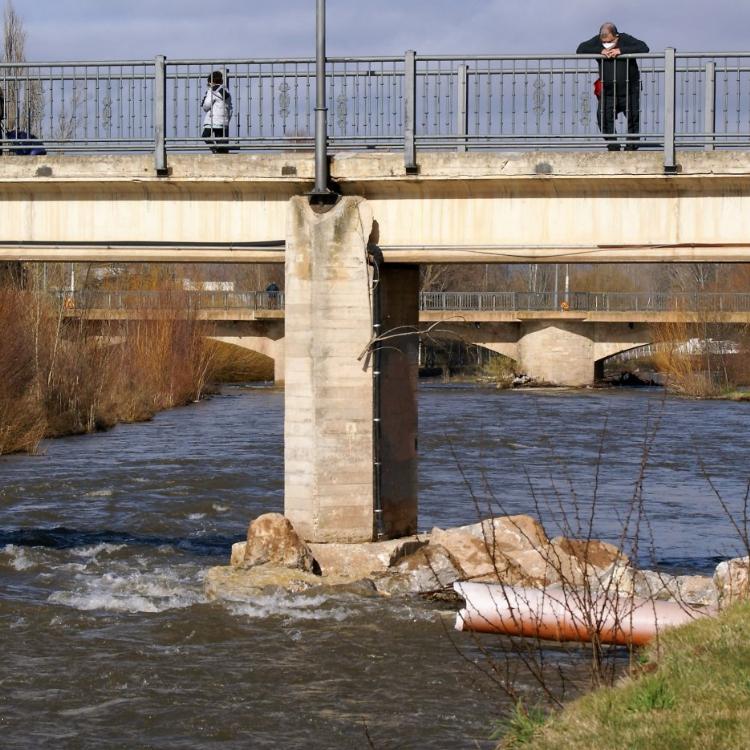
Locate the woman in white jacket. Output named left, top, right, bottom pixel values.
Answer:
left=201, top=71, right=232, bottom=153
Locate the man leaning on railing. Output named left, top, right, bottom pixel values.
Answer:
left=577, top=22, right=649, bottom=152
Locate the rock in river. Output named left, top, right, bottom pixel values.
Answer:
left=241, top=513, right=317, bottom=573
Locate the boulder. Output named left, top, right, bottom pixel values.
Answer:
left=500, top=548, right=561, bottom=587
left=673, top=575, right=718, bottom=608
left=436, top=515, right=548, bottom=554
left=714, top=555, right=750, bottom=606
left=205, top=564, right=324, bottom=600
left=635, top=570, right=717, bottom=607
left=552, top=538, right=629, bottom=569
left=373, top=544, right=463, bottom=596
left=308, top=537, right=426, bottom=579
left=242, top=513, right=317, bottom=573
left=205, top=564, right=379, bottom=601
left=633, top=569, right=679, bottom=601
left=230, top=541, right=247, bottom=567
left=429, top=527, right=522, bottom=581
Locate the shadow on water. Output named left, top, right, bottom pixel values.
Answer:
left=0, top=527, right=236, bottom=557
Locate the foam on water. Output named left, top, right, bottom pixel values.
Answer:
left=225, top=590, right=353, bottom=623
left=71, top=543, right=127, bottom=558
left=2, top=544, right=36, bottom=571
left=48, top=561, right=206, bottom=614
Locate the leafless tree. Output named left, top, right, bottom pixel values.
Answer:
left=2, top=1, right=42, bottom=134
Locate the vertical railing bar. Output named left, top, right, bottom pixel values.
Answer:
left=154, top=55, right=167, bottom=172
left=404, top=50, right=417, bottom=171
left=704, top=61, right=716, bottom=151
left=664, top=48, right=677, bottom=172
left=457, top=63, right=468, bottom=152
left=736, top=57, right=741, bottom=136
left=486, top=58, right=492, bottom=139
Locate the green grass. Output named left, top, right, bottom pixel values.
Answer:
left=511, top=602, right=750, bottom=750
left=491, top=702, right=547, bottom=748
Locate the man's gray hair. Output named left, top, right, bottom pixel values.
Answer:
left=599, top=22, right=619, bottom=38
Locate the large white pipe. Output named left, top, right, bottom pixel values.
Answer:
left=454, top=582, right=712, bottom=646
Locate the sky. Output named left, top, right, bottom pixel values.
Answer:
left=12, top=0, right=750, bottom=62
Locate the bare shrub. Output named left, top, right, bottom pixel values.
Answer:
left=0, top=273, right=218, bottom=455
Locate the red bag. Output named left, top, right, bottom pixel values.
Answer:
left=594, top=78, right=603, bottom=98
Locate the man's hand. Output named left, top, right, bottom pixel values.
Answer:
left=602, top=48, right=621, bottom=58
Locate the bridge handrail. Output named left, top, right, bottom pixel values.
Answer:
left=47, top=289, right=750, bottom=314
left=2, top=50, right=749, bottom=169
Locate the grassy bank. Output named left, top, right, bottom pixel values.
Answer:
left=0, top=286, right=218, bottom=455
left=501, top=602, right=750, bottom=749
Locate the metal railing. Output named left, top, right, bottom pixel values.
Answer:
left=50, top=289, right=750, bottom=314
left=421, top=291, right=750, bottom=312
left=50, top=289, right=285, bottom=311
left=2, top=50, right=750, bottom=170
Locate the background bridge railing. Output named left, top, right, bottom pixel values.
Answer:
left=421, top=291, right=750, bottom=312
left=50, top=289, right=750, bottom=314
left=50, top=289, right=285, bottom=311
left=2, top=51, right=749, bottom=169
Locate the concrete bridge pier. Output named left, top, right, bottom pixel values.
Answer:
left=284, top=196, right=418, bottom=543
left=517, top=321, right=597, bottom=386
left=515, top=321, right=652, bottom=386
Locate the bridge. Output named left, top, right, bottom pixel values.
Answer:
left=4, top=49, right=750, bottom=543
left=57, top=289, right=750, bottom=387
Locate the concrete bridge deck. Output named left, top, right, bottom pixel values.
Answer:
left=3, top=151, right=750, bottom=264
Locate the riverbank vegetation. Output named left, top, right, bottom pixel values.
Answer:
left=0, top=267, right=219, bottom=455
left=503, top=601, right=750, bottom=750
left=653, top=317, right=750, bottom=398
left=0, top=259, right=283, bottom=455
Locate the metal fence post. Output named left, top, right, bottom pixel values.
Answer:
left=404, top=50, right=418, bottom=173
left=664, top=48, right=677, bottom=172
left=457, top=64, right=468, bottom=153
left=154, top=55, right=168, bottom=174
left=704, top=61, right=716, bottom=152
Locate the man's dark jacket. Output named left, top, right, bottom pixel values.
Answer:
left=576, top=33, right=649, bottom=90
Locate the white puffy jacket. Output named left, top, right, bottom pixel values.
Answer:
left=202, top=85, right=233, bottom=128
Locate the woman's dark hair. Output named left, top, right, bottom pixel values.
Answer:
left=208, top=70, right=224, bottom=86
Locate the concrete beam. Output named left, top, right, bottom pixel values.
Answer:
left=2, top=152, right=750, bottom=264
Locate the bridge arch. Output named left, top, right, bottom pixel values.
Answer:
left=208, top=320, right=285, bottom=384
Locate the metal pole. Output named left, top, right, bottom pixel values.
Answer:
left=664, top=48, right=677, bottom=172
left=404, top=50, right=417, bottom=173
left=704, top=61, right=716, bottom=152
left=457, top=64, right=468, bottom=153
left=554, top=264, right=559, bottom=308
left=312, top=0, right=331, bottom=197
left=154, top=55, right=167, bottom=174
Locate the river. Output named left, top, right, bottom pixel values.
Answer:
left=1, top=385, right=749, bottom=748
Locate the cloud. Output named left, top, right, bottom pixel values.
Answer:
left=15, top=0, right=750, bottom=61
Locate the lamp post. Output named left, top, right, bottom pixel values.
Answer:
left=312, top=0, right=333, bottom=200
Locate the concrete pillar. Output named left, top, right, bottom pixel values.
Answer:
left=284, top=196, right=418, bottom=543
left=273, top=339, right=285, bottom=386
left=376, top=264, right=419, bottom=538
left=517, top=321, right=595, bottom=386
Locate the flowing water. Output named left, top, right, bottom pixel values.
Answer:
left=2, top=385, right=749, bottom=748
